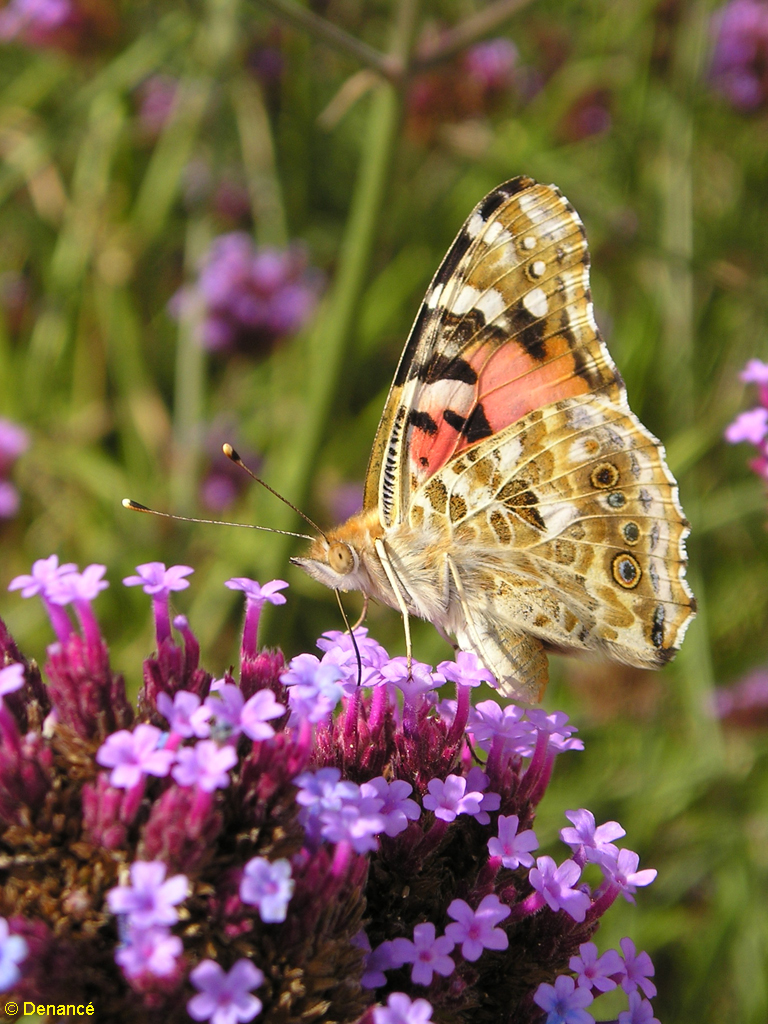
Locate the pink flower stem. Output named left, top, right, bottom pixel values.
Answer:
left=516, top=731, right=550, bottom=802
left=508, top=891, right=545, bottom=921
left=152, top=593, right=171, bottom=646
left=445, top=683, right=471, bottom=748
left=331, top=840, right=353, bottom=878
left=74, top=600, right=102, bottom=648
left=344, top=687, right=362, bottom=746
left=241, top=598, right=263, bottom=660
left=42, top=597, right=74, bottom=645
left=585, top=882, right=619, bottom=922
left=367, top=683, right=389, bottom=734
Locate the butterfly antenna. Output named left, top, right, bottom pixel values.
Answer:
left=335, top=590, right=363, bottom=688
left=223, top=444, right=328, bottom=541
left=121, top=499, right=315, bottom=541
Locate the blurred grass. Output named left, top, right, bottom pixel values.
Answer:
left=1, top=0, right=768, bottom=1020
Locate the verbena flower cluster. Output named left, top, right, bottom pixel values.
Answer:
left=724, top=358, right=768, bottom=481
left=171, top=233, right=321, bottom=356
left=0, top=417, right=28, bottom=520
left=0, top=555, right=661, bottom=1023
left=710, top=0, right=768, bottom=110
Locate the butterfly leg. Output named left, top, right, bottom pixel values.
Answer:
left=374, top=538, right=413, bottom=673
left=350, top=595, right=369, bottom=632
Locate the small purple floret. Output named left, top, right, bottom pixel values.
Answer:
left=96, top=724, right=176, bottom=789
left=239, top=856, right=294, bottom=923
left=187, top=958, right=264, bottom=1024
left=533, top=974, right=595, bottom=1024
left=107, top=860, right=188, bottom=929
left=373, top=992, right=435, bottom=1024
left=172, top=740, right=238, bottom=792
left=445, top=893, right=510, bottom=961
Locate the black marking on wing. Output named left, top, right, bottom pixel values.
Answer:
left=393, top=302, right=432, bottom=387
left=443, top=409, right=466, bottom=431
left=408, top=409, right=438, bottom=435
left=463, top=404, right=493, bottom=443
left=508, top=301, right=547, bottom=361
left=381, top=405, right=406, bottom=522
left=412, top=351, right=478, bottom=385
left=432, top=228, right=473, bottom=291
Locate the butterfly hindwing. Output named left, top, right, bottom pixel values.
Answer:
left=399, top=393, right=695, bottom=698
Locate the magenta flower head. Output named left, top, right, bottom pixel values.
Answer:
left=226, top=577, right=289, bottom=658
left=0, top=416, right=28, bottom=518
left=0, top=0, right=74, bottom=47
left=0, top=555, right=663, bottom=1019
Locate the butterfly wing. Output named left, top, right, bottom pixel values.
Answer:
left=405, top=394, right=695, bottom=702
left=364, top=176, right=625, bottom=529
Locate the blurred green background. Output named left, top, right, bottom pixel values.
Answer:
left=0, top=0, right=767, bottom=1020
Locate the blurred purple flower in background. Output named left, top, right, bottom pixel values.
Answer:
left=135, top=74, right=178, bottom=137
left=463, top=37, right=518, bottom=91
left=0, top=0, right=73, bottom=43
left=710, top=0, right=768, bottom=109
left=0, top=417, right=28, bottom=519
left=725, top=358, right=768, bottom=482
left=171, top=232, right=321, bottom=357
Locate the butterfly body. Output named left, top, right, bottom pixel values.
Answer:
left=293, top=176, right=695, bottom=702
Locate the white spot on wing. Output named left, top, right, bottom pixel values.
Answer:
left=541, top=502, right=579, bottom=537
left=523, top=236, right=536, bottom=250
left=427, top=283, right=443, bottom=309
left=532, top=260, right=546, bottom=277
left=450, top=284, right=481, bottom=315
left=522, top=287, right=548, bottom=318
left=484, top=221, right=511, bottom=245
left=519, top=192, right=549, bottom=224
left=475, top=288, right=506, bottom=323
left=467, top=212, right=485, bottom=238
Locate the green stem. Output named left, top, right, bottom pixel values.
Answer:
left=171, top=219, right=211, bottom=512
left=257, top=0, right=419, bottom=585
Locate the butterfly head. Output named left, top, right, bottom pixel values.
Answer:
left=291, top=510, right=383, bottom=595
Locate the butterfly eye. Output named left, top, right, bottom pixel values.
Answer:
left=327, top=542, right=355, bottom=575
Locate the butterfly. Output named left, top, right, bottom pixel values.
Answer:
left=292, top=176, right=696, bottom=703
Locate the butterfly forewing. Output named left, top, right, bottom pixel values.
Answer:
left=364, top=176, right=625, bottom=530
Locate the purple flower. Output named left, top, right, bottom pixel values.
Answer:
left=240, top=688, right=285, bottom=741
left=317, top=627, right=388, bottom=687
left=174, top=232, right=320, bottom=356
left=0, top=417, right=29, bottom=473
left=533, top=974, right=595, bottom=1024
left=225, top=577, right=289, bottom=607
left=360, top=937, right=397, bottom=989
left=136, top=74, right=178, bottom=137
left=205, top=683, right=247, bottom=740
left=618, top=991, right=661, bottom=1024
left=445, top=893, right=510, bottom=961
left=107, top=860, right=188, bottom=928
left=0, top=662, right=25, bottom=699
left=391, top=922, right=455, bottom=986
left=115, top=923, right=182, bottom=979
left=172, top=740, right=238, bottom=791
left=617, top=938, right=657, bottom=998
left=373, top=992, right=435, bottom=1024
left=560, top=808, right=625, bottom=863
left=0, top=480, right=20, bottom=518
left=724, top=406, right=768, bottom=444
left=359, top=777, right=421, bottom=837
left=239, top=856, right=294, bottom=923
left=187, top=958, right=264, bottom=1024
left=157, top=689, right=211, bottom=739
left=282, top=654, right=346, bottom=724
left=487, top=813, right=538, bottom=869
left=468, top=699, right=533, bottom=756
left=123, top=562, right=194, bottom=595
left=600, top=849, right=658, bottom=903
left=96, top=725, right=176, bottom=789
left=741, top=358, right=768, bottom=384
left=422, top=774, right=483, bottom=822
left=464, top=37, right=518, bottom=91
left=463, top=766, right=501, bottom=824
left=8, top=554, right=77, bottom=599
left=0, top=0, right=72, bottom=42
left=710, top=0, right=768, bottom=110
left=437, top=651, right=495, bottom=688
left=380, top=657, right=444, bottom=704
left=47, top=564, right=109, bottom=605
left=528, top=856, right=592, bottom=922
left=527, top=709, right=584, bottom=752
left=0, top=916, right=28, bottom=992
left=569, top=941, right=623, bottom=992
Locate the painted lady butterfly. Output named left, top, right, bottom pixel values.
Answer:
left=293, top=176, right=696, bottom=703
